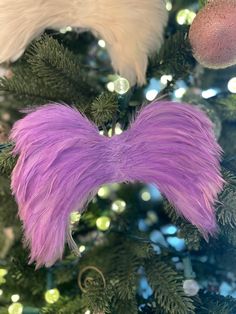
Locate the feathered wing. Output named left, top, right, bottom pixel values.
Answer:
left=122, top=101, right=224, bottom=236
left=75, top=0, right=168, bottom=85
left=10, top=104, right=110, bottom=268
left=11, top=101, right=223, bottom=267
left=0, top=0, right=167, bottom=85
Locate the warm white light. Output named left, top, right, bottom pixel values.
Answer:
left=85, top=311, right=91, bottom=314
left=98, top=39, right=106, bottom=48
left=11, top=294, right=20, bottom=303
left=115, top=124, right=123, bottom=135
left=114, top=77, right=130, bottom=95
left=166, top=1, right=172, bottom=11
left=0, top=289, right=3, bottom=296
left=141, top=191, right=151, bottom=202
left=228, top=77, right=236, bottom=93
left=60, top=26, right=72, bottom=34
left=79, top=245, right=86, bottom=253
left=202, top=88, right=218, bottom=99
left=160, top=75, right=173, bottom=85
left=176, top=9, right=196, bottom=25
left=174, top=88, right=186, bottom=98
left=112, top=200, right=126, bottom=213
left=146, top=89, right=158, bottom=101
left=98, top=186, right=110, bottom=199
left=106, top=82, right=115, bottom=92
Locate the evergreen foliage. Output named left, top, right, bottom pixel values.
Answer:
left=0, top=2, right=236, bottom=313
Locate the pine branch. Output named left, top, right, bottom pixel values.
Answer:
left=145, top=258, right=195, bottom=314
left=163, top=201, right=202, bottom=250
left=91, top=92, right=119, bottom=126
left=196, top=291, right=236, bottom=314
left=217, top=169, right=236, bottom=227
left=0, top=144, right=15, bottom=176
left=148, top=31, right=195, bottom=80
left=42, top=296, right=85, bottom=314
left=214, top=95, right=236, bottom=122
left=0, top=35, right=97, bottom=107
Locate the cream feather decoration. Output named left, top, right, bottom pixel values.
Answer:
left=0, top=0, right=168, bottom=85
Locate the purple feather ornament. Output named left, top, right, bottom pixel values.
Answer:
left=10, top=101, right=224, bottom=268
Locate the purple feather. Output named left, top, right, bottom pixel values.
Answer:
left=10, top=101, right=224, bottom=268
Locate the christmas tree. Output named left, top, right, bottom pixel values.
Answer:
left=1, top=0, right=236, bottom=313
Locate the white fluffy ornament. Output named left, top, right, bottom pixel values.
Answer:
left=189, top=0, right=236, bottom=69
left=0, top=0, right=168, bottom=85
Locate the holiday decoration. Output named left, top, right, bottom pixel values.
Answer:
left=10, top=101, right=223, bottom=268
left=183, top=279, right=200, bottom=297
left=189, top=0, right=236, bottom=69
left=0, top=0, right=168, bottom=85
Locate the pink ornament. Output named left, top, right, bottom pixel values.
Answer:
left=189, top=0, right=236, bottom=69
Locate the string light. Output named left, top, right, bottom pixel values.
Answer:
left=106, top=82, right=115, bottom=92
left=96, top=216, right=111, bottom=231
left=79, top=245, right=86, bottom=253
left=98, top=186, right=110, bottom=199
left=70, top=212, right=81, bottom=224
left=111, top=200, right=126, bottom=214
left=174, top=87, right=186, bottom=98
left=141, top=190, right=151, bottom=202
left=44, top=288, right=60, bottom=304
left=8, top=303, right=23, bottom=314
left=0, top=268, right=7, bottom=285
left=0, top=268, right=8, bottom=277
left=11, top=294, right=20, bottom=303
left=60, top=26, right=72, bottom=34
left=113, top=77, right=130, bottom=95
left=227, top=77, right=236, bottom=93
left=0, top=289, right=3, bottom=296
left=176, top=9, right=196, bottom=25
left=202, top=88, right=218, bottom=99
left=145, top=89, right=158, bottom=101
left=160, top=75, right=173, bottom=85
left=166, top=1, right=172, bottom=11
left=98, top=39, right=106, bottom=48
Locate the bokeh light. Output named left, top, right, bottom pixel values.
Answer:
left=44, top=288, right=60, bottom=304
left=96, top=216, right=111, bottom=231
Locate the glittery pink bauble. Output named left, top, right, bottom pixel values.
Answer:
left=189, top=0, right=236, bottom=69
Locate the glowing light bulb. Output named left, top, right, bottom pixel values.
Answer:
left=228, top=77, right=236, bottom=93
left=174, top=87, right=186, bottom=98
left=114, top=77, right=130, bottom=95
left=45, top=288, right=60, bottom=304
left=166, top=1, right=172, bottom=11
left=141, top=191, right=151, bottom=202
left=11, top=294, right=20, bottom=303
left=107, top=82, right=115, bottom=92
left=0, top=289, right=3, bottom=296
left=98, top=39, right=106, bottom=48
left=96, top=217, right=111, bottom=231
left=160, top=75, right=173, bottom=85
left=85, top=311, right=91, bottom=314
left=8, top=303, right=23, bottom=314
left=79, top=245, right=86, bottom=253
left=98, top=186, right=110, bottom=199
left=176, top=9, right=196, bottom=25
left=60, top=26, right=72, bottom=33
left=70, top=212, right=81, bottom=224
left=112, top=200, right=126, bottom=214
left=115, top=124, right=123, bottom=135
left=202, top=88, right=218, bottom=99
left=146, top=89, right=158, bottom=101
left=0, top=269, right=8, bottom=277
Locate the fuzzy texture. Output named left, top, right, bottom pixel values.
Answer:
left=0, top=0, right=168, bottom=85
left=10, top=101, right=224, bottom=268
left=189, top=0, right=236, bottom=69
